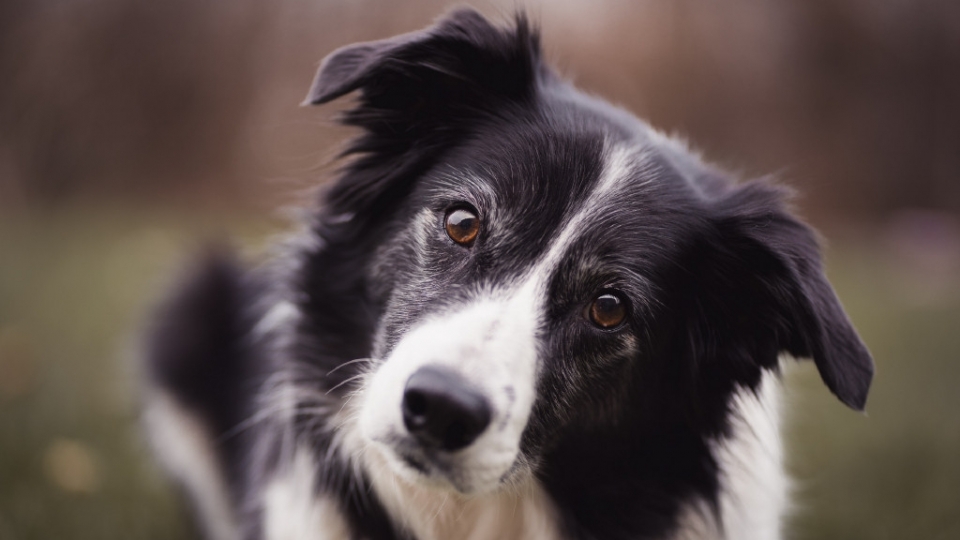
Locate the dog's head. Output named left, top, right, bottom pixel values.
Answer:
left=301, top=9, right=873, bottom=495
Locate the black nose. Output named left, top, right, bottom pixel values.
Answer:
left=402, top=366, right=492, bottom=451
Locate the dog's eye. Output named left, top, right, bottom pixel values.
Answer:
left=587, top=292, right=627, bottom=329
left=445, top=207, right=480, bottom=246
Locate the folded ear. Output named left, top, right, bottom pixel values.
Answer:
left=303, top=16, right=457, bottom=107
left=305, top=8, right=541, bottom=106
left=705, top=181, right=874, bottom=410
left=303, top=8, right=543, bottom=221
left=303, top=30, right=411, bottom=106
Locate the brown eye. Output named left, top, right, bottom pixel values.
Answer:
left=588, top=293, right=627, bottom=329
left=445, top=207, right=480, bottom=246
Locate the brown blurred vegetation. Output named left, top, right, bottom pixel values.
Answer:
left=2, top=2, right=960, bottom=539
left=1, top=0, right=958, bottom=221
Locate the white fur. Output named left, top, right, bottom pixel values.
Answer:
left=672, top=369, right=787, bottom=540
left=718, top=369, right=787, bottom=539
left=253, top=300, right=300, bottom=340
left=364, top=449, right=561, bottom=540
left=263, top=446, right=352, bottom=540
left=143, top=391, right=239, bottom=540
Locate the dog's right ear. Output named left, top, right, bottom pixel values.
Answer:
left=304, top=8, right=541, bottom=107
left=303, top=9, right=544, bottom=219
left=302, top=25, right=430, bottom=107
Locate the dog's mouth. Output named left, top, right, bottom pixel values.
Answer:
left=367, top=430, right=522, bottom=495
left=398, top=449, right=430, bottom=474
left=381, top=435, right=438, bottom=477
left=367, top=444, right=442, bottom=492
left=372, top=433, right=468, bottom=490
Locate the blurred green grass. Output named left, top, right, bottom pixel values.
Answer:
left=1, top=207, right=958, bottom=539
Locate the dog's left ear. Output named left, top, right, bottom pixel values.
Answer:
left=706, top=182, right=874, bottom=410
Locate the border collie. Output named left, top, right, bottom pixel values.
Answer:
left=142, top=9, right=874, bottom=540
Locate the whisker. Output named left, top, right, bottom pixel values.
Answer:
left=430, top=493, right=450, bottom=525
left=217, top=398, right=294, bottom=443
left=326, top=357, right=371, bottom=377
left=325, top=373, right=367, bottom=395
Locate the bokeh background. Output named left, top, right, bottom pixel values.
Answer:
left=1, top=0, right=959, bottom=538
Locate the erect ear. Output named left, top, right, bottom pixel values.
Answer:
left=704, top=181, right=874, bottom=410
left=303, top=8, right=543, bottom=220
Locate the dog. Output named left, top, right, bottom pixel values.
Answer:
left=141, top=9, right=874, bottom=540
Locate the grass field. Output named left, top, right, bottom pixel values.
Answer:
left=1, top=207, right=958, bottom=539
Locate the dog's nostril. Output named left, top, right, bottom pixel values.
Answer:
left=403, top=390, right=429, bottom=425
left=402, top=366, right=491, bottom=452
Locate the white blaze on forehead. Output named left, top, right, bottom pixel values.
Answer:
left=536, top=143, right=644, bottom=273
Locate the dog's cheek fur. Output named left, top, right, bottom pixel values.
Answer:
left=520, top=328, right=639, bottom=457
left=366, top=209, right=479, bottom=359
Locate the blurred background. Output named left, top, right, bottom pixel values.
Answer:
left=1, top=0, right=958, bottom=538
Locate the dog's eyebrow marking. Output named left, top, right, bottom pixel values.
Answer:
left=536, top=143, right=645, bottom=271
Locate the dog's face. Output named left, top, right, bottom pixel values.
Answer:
left=303, top=10, right=873, bottom=496
left=360, top=124, right=649, bottom=493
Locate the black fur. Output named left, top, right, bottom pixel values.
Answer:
left=144, top=248, right=256, bottom=499
left=144, top=9, right=873, bottom=540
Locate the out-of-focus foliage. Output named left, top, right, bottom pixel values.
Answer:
left=1, top=1, right=958, bottom=539
left=1, top=0, right=958, bottom=217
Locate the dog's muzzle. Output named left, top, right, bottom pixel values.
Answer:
left=359, top=295, right=539, bottom=493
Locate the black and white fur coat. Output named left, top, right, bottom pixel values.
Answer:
left=142, top=9, right=874, bottom=540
